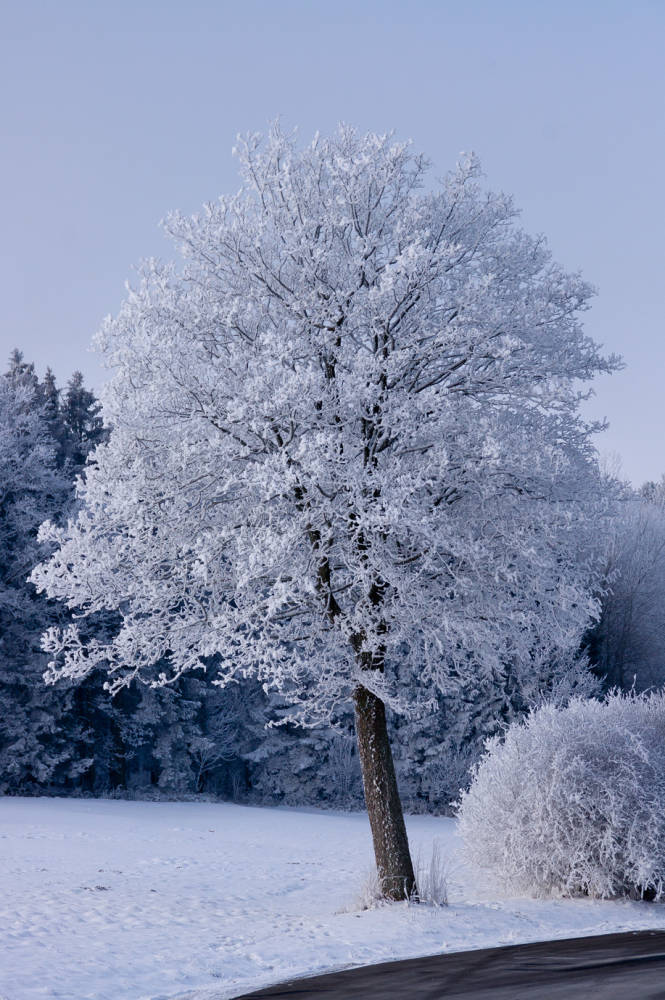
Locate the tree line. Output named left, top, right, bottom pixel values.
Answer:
left=6, top=346, right=661, bottom=806
left=3, top=389, right=664, bottom=803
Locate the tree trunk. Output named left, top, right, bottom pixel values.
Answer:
left=353, top=683, right=416, bottom=901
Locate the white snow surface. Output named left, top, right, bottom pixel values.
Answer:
left=2, top=798, right=665, bottom=1000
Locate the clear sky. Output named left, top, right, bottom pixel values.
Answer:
left=2, top=0, right=663, bottom=484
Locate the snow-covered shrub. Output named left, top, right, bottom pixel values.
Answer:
left=457, top=692, right=665, bottom=900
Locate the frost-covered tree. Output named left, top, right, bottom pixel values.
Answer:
left=0, top=363, right=76, bottom=790
left=0, top=350, right=251, bottom=797
left=33, top=125, right=618, bottom=898
left=61, top=370, right=106, bottom=469
left=0, top=354, right=116, bottom=793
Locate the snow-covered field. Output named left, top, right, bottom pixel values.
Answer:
left=2, top=798, right=665, bottom=1000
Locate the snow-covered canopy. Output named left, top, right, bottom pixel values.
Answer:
left=33, top=124, right=619, bottom=721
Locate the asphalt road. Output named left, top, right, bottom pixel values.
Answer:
left=231, top=930, right=665, bottom=999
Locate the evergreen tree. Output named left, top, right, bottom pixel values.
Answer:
left=0, top=360, right=80, bottom=791
left=0, top=354, right=113, bottom=793
left=61, top=371, right=106, bottom=469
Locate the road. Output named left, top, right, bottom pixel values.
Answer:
left=231, top=930, right=665, bottom=999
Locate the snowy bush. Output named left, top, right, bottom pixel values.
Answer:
left=457, top=692, right=665, bottom=900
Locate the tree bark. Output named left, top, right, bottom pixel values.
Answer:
left=353, top=683, right=416, bottom=901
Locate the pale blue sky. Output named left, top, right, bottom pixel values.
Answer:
left=2, top=0, right=663, bottom=483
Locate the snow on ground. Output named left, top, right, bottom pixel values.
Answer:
left=2, top=799, right=665, bottom=1000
